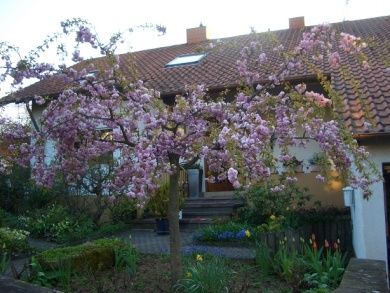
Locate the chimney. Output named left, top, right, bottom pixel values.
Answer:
left=289, top=16, right=305, bottom=29
left=186, top=24, right=207, bottom=44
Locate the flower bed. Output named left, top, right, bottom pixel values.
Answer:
left=0, top=227, right=30, bottom=255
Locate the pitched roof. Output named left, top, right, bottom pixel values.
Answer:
left=1, top=15, right=390, bottom=134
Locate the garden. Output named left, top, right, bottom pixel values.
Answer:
left=0, top=163, right=350, bottom=292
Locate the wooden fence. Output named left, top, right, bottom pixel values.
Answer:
left=258, top=216, right=353, bottom=254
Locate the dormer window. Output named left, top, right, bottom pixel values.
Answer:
left=165, top=53, right=206, bottom=67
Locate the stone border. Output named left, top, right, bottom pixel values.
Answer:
left=0, top=276, right=62, bottom=292
left=333, top=258, right=388, bottom=292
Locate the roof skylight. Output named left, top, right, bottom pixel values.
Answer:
left=165, top=53, right=205, bottom=67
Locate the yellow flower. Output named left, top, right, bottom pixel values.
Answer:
left=245, top=230, right=251, bottom=237
left=186, top=272, right=192, bottom=278
left=270, top=214, right=276, bottom=220
left=196, top=254, right=203, bottom=262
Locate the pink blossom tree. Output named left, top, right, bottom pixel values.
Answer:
left=0, top=19, right=379, bottom=284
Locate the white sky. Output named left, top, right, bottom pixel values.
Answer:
left=1, top=0, right=389, bottom=119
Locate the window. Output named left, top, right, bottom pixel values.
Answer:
left=165, top=53, right=205, bottom=67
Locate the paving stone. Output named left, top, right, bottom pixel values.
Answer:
left=333, top=258, right=389, bottom=293
left=0, top=276, right=61, bottom=293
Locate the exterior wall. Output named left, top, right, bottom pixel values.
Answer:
left=354, top=138, right=390, bottom=261
left=275, top=141, right=343, bottom=207
left=32, top=104, right=56, bottom=163
left=200, top=139, right=344, bottom=206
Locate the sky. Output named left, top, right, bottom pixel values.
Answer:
left=0, top=0, right=389, bottom=119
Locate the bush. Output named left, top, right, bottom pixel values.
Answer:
left=0, top=208, right=18, bottom=228
left=237, top=182, right=311, bottom=226
left=0, top=227, right=30, bottom=254
left=0, top=165, right=57, bottom=214
left=17, top=204, right=95, bottom=243
left=175, top=254, right=232, bottom=293
left=109, top=197, right=137, bottom=224
left=37, top=238, right=127, bottom=273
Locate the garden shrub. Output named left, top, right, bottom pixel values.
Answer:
left=0, top=227, right=30, bottom=254
left=0, top=165, right=57, bottom=214
left=0, top=208, right=18, bottom=228
left=37, top=238, right=127, bottom=272
left=109, top=197, right=137, bottom=224
left=237, top=182, right=311, bottom=226
left=17, top=204, right=95, bottom=243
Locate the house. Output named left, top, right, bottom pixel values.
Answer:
left=1, top=15, right=390, bottom=264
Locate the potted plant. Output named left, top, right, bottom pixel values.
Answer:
left=309, top=152, right=333, bottom=174
left=187, top=163, right=203, bottom=198
left=148, top=182, right=170, bottom=235
left=282, top=156, right=303, bottom=173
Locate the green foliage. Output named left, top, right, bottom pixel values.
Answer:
left=114, top=243, right=139, bottom=275
left=0, top=208, right=18, bottom=228
left=37, top=238, right=126, bottom=273
left=258, top=215, right=286, bottom=232
left=309, top=153, right=333, bottom=179
left=303, top=247, right=346, bottom=289
left=0, top=252, right=9, bottom=274
left=28, top=256, right=73, bottom=289
left=147, top=183, right=170, bottom=218
left=255, top=239, right=346, bottom=291
left=274, top=243, right=303, bottom=286
left=255, top=242, right=273, bottom=276
left=0, top=227, right=30, bottom=254
left=0, top=165, right=57, bottom=214
left=17, top=204, right=95, bottom=243
left=109, top=197, right=137, bottom=223
left=237, top=182, right=311, bottom=226
left=175, top=255, right=232, bottom=293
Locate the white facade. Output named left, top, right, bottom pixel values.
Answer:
left=351, top=138, right=390, bottom=261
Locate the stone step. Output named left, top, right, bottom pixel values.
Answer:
left=183, top=201, right=242, bottom=208
left=185, top=197, right=242, bottom=206
left=182, top=206, right=234, bottom=214
left=182, top=210, right=233, bottom=218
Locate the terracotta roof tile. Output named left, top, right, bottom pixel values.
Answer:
left=1, top=15, right=390, bottom=134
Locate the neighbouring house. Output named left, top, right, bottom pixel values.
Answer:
left=1, top=16, right=390, bottom=264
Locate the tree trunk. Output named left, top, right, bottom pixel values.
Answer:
left=168, top=154, right=182, bottom=286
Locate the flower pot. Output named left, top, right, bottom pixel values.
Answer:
left=155, top=218, right=169, bottom=235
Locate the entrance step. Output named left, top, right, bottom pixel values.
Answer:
left=129, top=217, right=216, bottom=231
left=182, top=196, right=243, bottom=220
